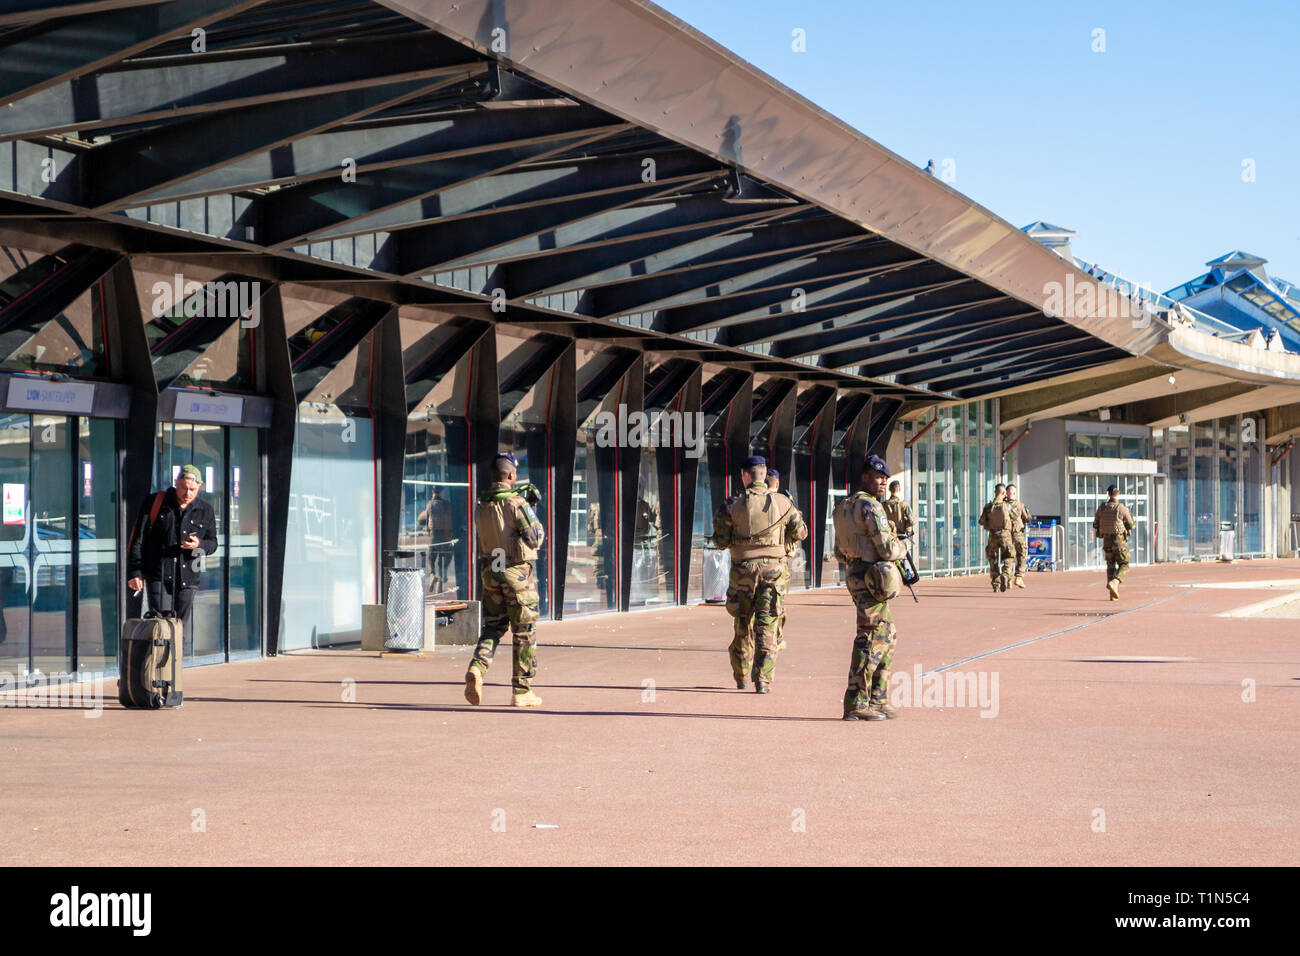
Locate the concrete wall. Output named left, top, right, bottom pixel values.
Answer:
left=1015, top=418, right=1066, bottom=520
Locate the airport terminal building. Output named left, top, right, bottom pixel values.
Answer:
left=2, top=0, right=1298, bottom=681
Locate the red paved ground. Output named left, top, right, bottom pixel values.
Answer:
left=3, top=560, right=1297, bottom=866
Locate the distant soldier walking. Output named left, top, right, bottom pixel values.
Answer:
left=764, top=468, right=803, bottom=653
left=834, top=454, right=909, bottom=720
left=713, top=456, right=807, bottom=693
left=1004, top=483, right=1032, bottom=590
left=882, top=480, right=914, bottom=537
left=978, top=483, right=1015, bottom=592
left=1094, top=484, right=1135, bottom=601
left=466, top=453, right=546, bottom=707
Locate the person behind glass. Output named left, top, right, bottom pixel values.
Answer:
left=126, top=464, right=218, bottom=656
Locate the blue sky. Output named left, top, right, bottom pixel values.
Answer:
left=653, top=0, right=1300, bottom=292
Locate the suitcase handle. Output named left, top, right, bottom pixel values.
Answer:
left=153, top=637, right=171, bottom=668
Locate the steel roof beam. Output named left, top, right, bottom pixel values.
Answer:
left=0, top=0, right=267, bottom=105
left=504, top=204, right=813, bottom=298
left=591, top=237, right=920, bottom=320
left=0, top=1, right=165, bottom=26
left=768, top=288, right=1009, bottom=358
left=854, top=321, right=1078, bottom=378
left=905, top=339, right=1113, bottom=391
left=80, top=75, right=468, bottom=210
left=280, top=146, right=717, bottom=248
left=802, top=304, right=1041, bottom=366
left=400, top=177, right=731, bottom=275
left=0, top=30, right=487, bottom=142
left=663, top=261, right=967, bottom=335
left=418, top=205, right=794, bottom=303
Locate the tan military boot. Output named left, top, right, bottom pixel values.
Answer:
left=843, top=706, right=887, bottom=721
left=1107, top=579, right=1119, bottom=601
left=1014, top=575, right=1026, bottom=589
left=464, top=668, right=483, bottom=705
left=511, top=689, right=543, bottom=708
left=873, top=701, right=900, bottom=719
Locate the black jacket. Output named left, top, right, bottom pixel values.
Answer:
left=127, top=488, right=218, bottom=587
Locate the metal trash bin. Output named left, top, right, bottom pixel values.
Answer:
left=382, top=550, right=424, bottom=652
left=384, top=568, right=425, bottom=651
left=702, top=547, right=730, bottom=604
left=1218, top=529, right=1236, bottom=562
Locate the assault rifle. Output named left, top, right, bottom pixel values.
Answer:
left=898, top=533, right=921, bottom=603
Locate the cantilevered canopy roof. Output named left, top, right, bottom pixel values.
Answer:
left=0, top=0, right=1177, bottom=401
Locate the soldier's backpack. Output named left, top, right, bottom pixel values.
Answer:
left=984, top=501, right=1009, bottom=532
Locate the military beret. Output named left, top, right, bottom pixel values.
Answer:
left=742, top=455, right=766, bottom=468
left=1106, top=484, right=1118, bottom=493
left=494, top=452, right=518, bottom=467
left=864, top=454, right=890, bottom=477
left=767, top=468, right=779, bottom=480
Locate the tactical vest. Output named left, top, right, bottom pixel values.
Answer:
left=1096, top=501, right=1128, bottom=535
left=476, top=490, right=539, bottom=563
left=883, top=496, right=903, bottom=529
left=727, top=486, right=793, bottom=560
left=1006, top=499, right=1027, bottom=535
left=984, top=501, right=1009, bottom=532
left=833, top=492, right=882, bottom=562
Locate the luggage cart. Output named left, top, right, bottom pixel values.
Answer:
left=1025, top=521, right=1064, bottom=571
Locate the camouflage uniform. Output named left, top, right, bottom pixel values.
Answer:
left=1006, top=496, right=1032, bottom=577
left=472, top=481, right=545, bottom=691
left=1093, top=499, right=1135, bottom=585
left=978, top=498, right=1015, bottom=588
left=774, top=494, right=805, bottom=650
left=882, top=494, right=914, bottom=537
left=833, top=489, right=908, bottom=715
left=713, top=482, right=807, bottom=688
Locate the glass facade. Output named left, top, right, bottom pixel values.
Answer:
left=903, top=400, right=1000, bottom=575
left=0, top=412, right=120, bottom=680
left=1154, top=416, right=1268, bottom=560
left=1066, top=472, right=1151, bottom=569
left=153, top=422, right=263, bottom=661
left=281, top=405, right=377, bottom=650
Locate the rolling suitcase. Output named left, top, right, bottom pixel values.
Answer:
left=118, top=547, right=184, bottom=709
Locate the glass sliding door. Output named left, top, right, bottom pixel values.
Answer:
left=154, top=421, right=263, bottom=661
left=30, top=415, right=73, bottom=677
left=227, top=427, right=260, bottom=657
left=0, top=414, right=31, bottom=678
left=76, top=417, right=119, bottom=675
left=0, top=412, right=120, bottom=681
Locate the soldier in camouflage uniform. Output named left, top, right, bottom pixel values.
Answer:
left=713, top=456, right=807, bottom=693
left=834, top=454, right=909, bottom=721
left=978, top=483, right=1015, bottom=592
left=1093, top=484, right=1135, bottom=601
left=765, top=468, right=803, bottom=653
left=882, top=480, right=914, bottom=537
left=1004, top=483, right=1032, bottom=590
left=466, top=453, right=546, bottom=708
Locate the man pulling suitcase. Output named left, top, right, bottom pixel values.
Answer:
left=126, top=465, right=218, bottom=658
